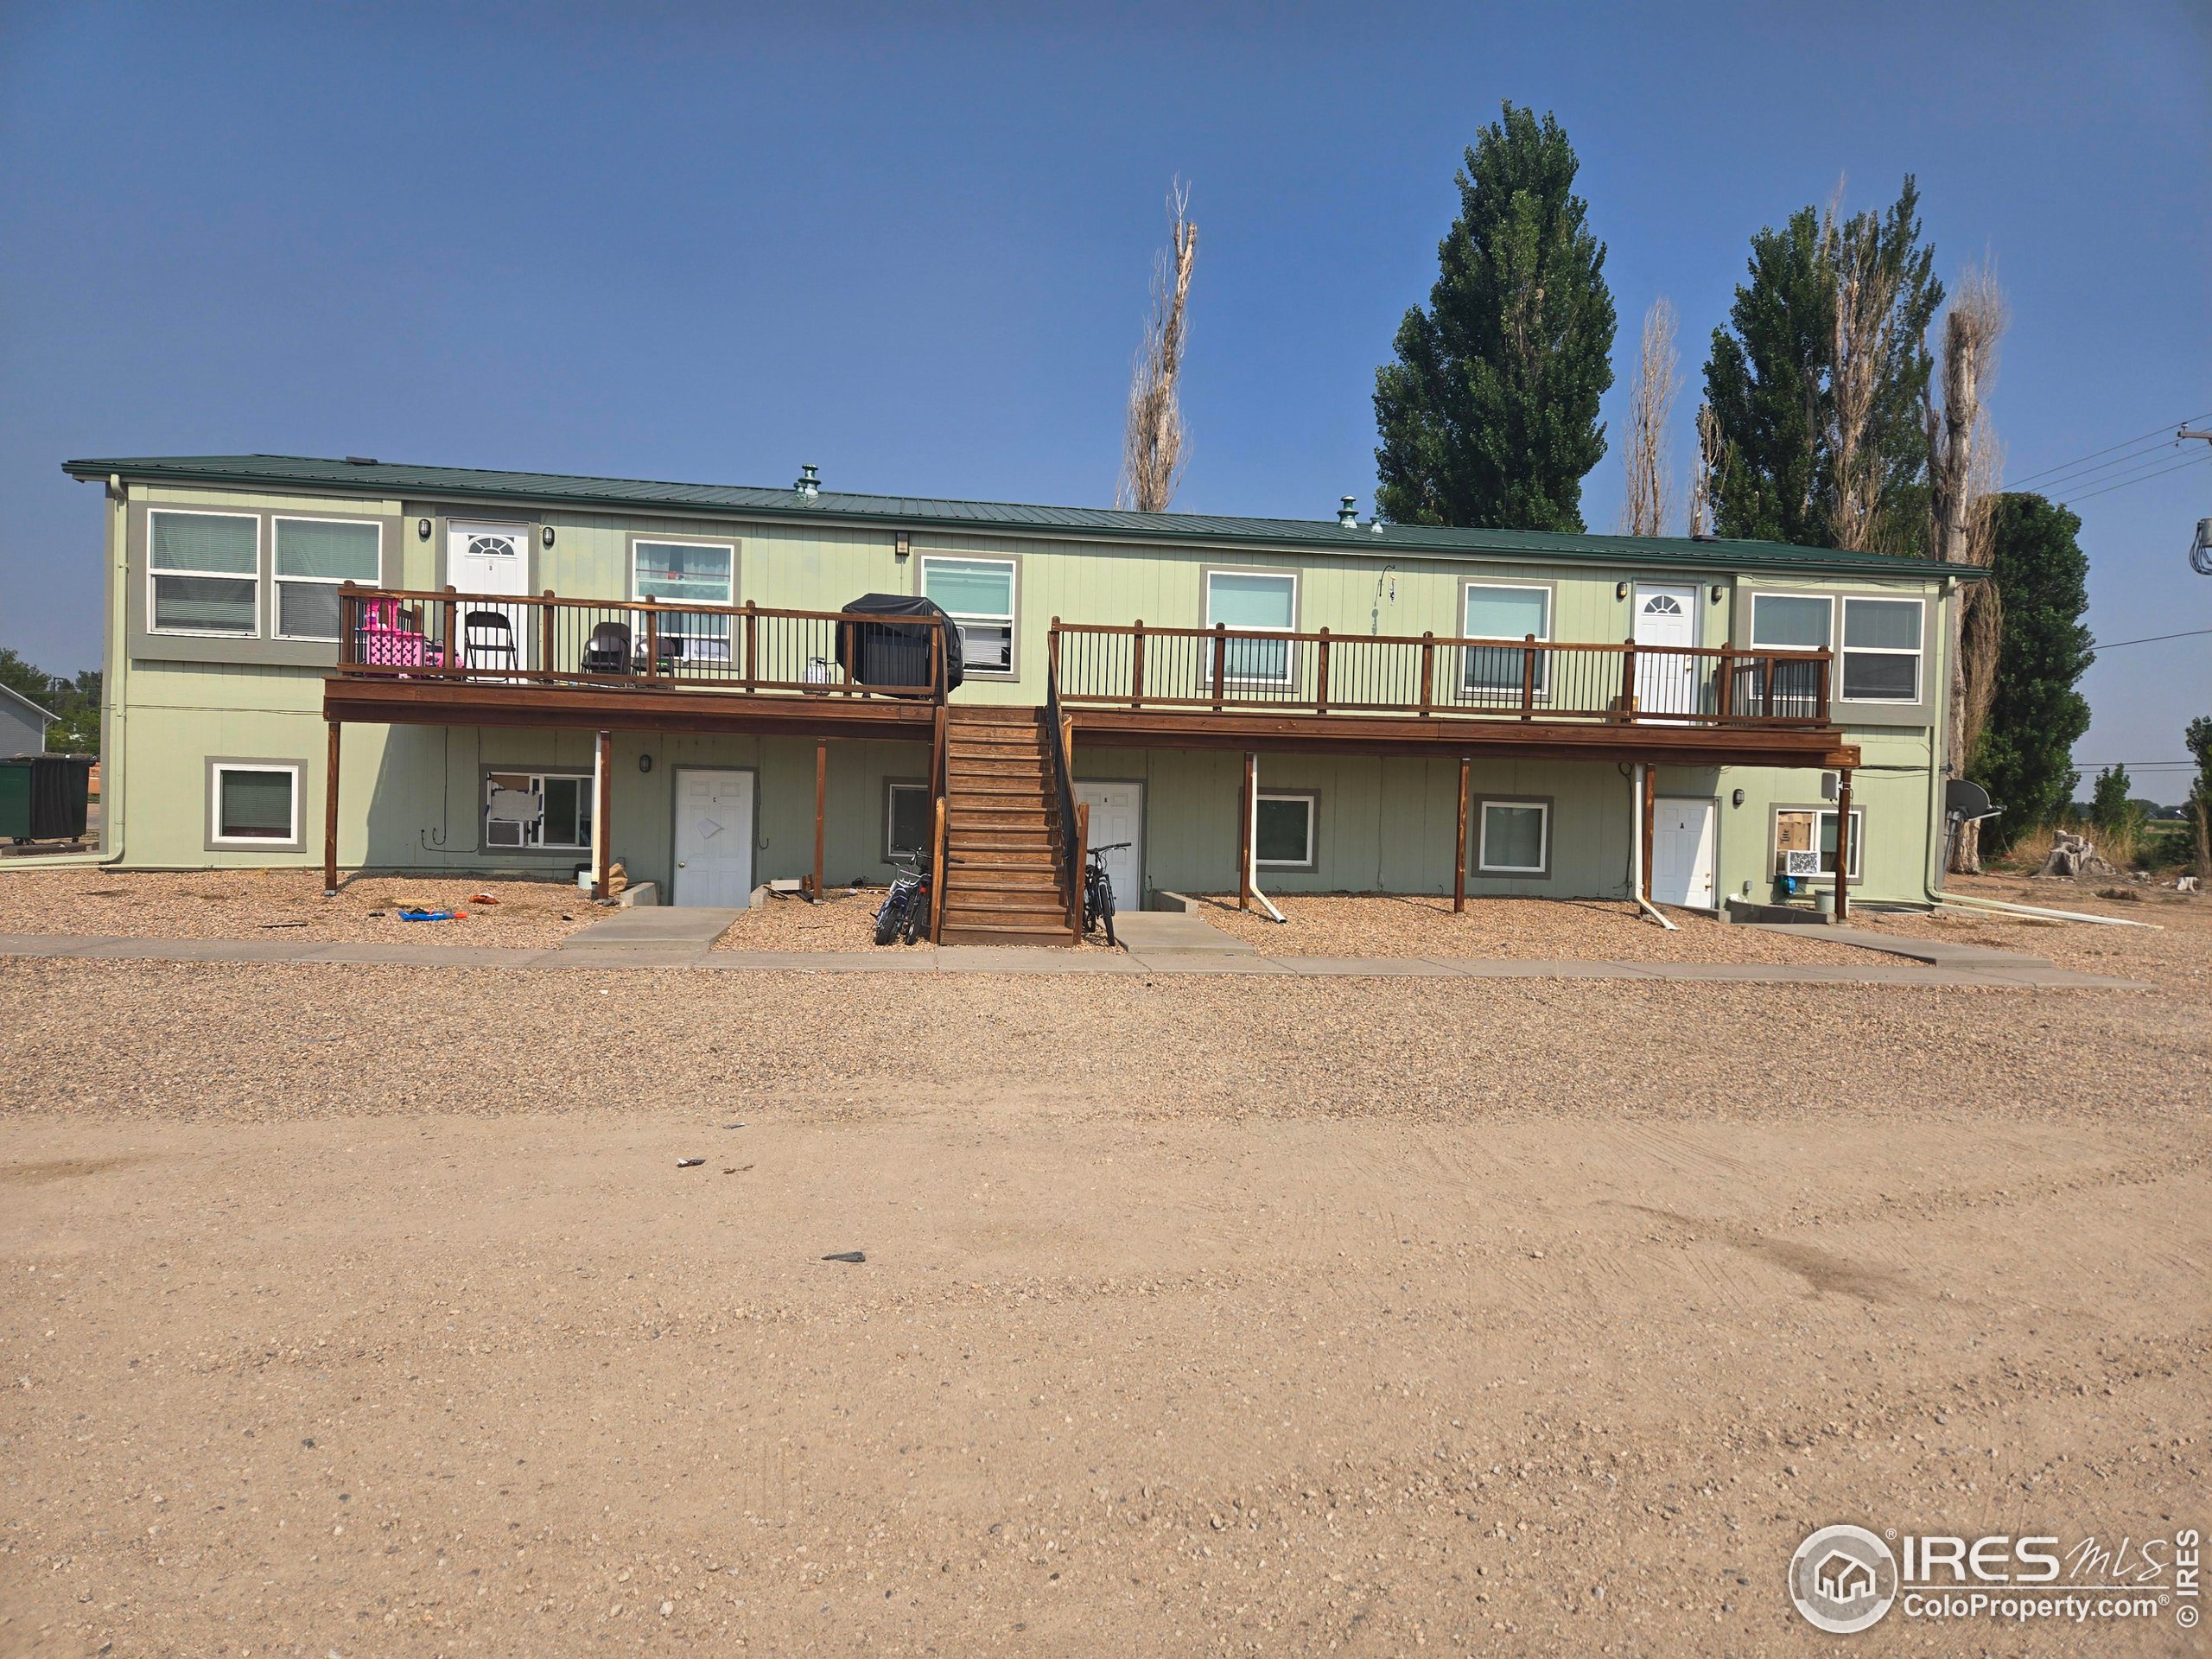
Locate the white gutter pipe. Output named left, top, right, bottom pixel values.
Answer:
left=1934, top=893, right=2157, bottom=929
left=1243, top=753, right=1285, bottom=924
left=1629, top=762, right=1677, bottom=931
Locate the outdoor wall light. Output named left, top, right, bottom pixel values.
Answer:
left=416, top=518, right=432, bottom=541
left=1709, top=582, right=1726, bottom=602
left=895, top=531, right=910, bottom=561
left=638, top=753, right=654, bottom=774
left=541, top=525, right=556, bottom=549
left=1615, top=581, right=1629, bottom=601
left=1732, top=788, right=1745, bottom=807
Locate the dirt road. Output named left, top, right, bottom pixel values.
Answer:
left=2, top=951, right=2206, bottom=1655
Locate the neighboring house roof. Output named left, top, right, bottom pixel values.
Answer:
left=62, top=453, right=1976, bottom=581
left=0, top=681, right=54, bottom=726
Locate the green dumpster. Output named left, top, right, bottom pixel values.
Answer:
left=0, top=754, right=93, bottom=842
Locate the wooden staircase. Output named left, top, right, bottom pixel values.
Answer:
left=936, top=705, right=1078, bottom=946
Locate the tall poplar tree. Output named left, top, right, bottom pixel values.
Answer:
left=1968, top=493, right=2093, bottom=853
left=1373, top=105, right=1616, bottom=531
left=1702, top=178, right=1942, bottom=553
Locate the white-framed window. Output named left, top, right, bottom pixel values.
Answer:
left=484, top=771, right=594, bottom=850
left=633, top=539, right=736, bottom=664
left=1840, top=597, right=1923, bottom=702
left=209, top=761, right=302, bottom=847
left=1746, top=593, right=1834, bottom=714
left=919, top=556, right=1017, bottom=675
left=273, top=517, right=382, bottom=640
left=1254, top=791, right=1317, bottom=869
left=885, top=780, right=931, bottom=860
left=1461, top=582, right=1551, bottom=698
left=1476, top=798, right=1550, bottom=875
left=1774, top=807, right=1864, bottom=880
left=149, top=510, right=259, bottom=636
left=1205, top=569, right=1298, bottom=685
left=1748, top=593, right=1834, bottom=652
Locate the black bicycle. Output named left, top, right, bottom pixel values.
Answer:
left=1084, top=842, right=1128, bottom=947
left=873, top=849, right=934, bottom=945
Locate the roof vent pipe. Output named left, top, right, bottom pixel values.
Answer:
left=795, top=463, right=821, bottom=499
left=1338, top=496, right=1358, bottom=529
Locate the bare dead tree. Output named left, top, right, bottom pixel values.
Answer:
left=1688, top=402, right=1724, bottom=538
left=1618, top=298, right=1678, bottom=536
left=1117, top=181, right=1198, bottom=512
left=1824, top=196, right=1910, bottom=553
left=1926, top=264, right=2009, bottom=872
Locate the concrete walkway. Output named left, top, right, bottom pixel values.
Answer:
left=0, top=931, right=2145, bottom=988
left=557, top=906, right=746, bottom=950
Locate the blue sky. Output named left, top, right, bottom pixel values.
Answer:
left=3, top=1, right=2207, bottom=788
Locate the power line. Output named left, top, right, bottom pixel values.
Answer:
left=2086, top=626, right=2212, bottom=652
left=2009, top=410, right=2212, bottom=490
left=2062, top=451, right=2212, bottom=505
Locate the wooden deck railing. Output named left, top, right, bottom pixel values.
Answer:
left=334, top=586, right=947, bottom=702
left=1047, top=620, right=1834, bottom=727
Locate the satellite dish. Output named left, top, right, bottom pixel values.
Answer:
left=1945, top=779, right=1997, bottom=823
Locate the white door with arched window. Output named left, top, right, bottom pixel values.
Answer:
left=1632, top=583, right=1700, bottom=716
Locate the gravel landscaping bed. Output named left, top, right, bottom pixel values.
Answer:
left=1179, top=891, right=1877, bottom=963
left=0, top=868, right=599, bottom=946
left=1851, top=872, right=2212, bottom=994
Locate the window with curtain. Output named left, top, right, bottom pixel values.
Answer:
left=210, top=764, right=300, bottom=845
left=920, top=557, right=1017, bottom=674
left=1461, top=585, right=1550, bottom=698
left=634, top=541, right=736, bottom=662
left=150, top=512, right=259, bottom=635
left=1840, top=598, right=1923, bottom=702
left=1748, top=594, right=1834, bottom=715
left=273, top=518, right=381, bottom=640
left=1205, top=570, right=1296, bottom=685
left=1477, top=799, right=1549, bottom=874
left=1254, top=791, right=1317, bottom=868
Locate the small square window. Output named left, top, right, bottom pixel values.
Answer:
left=208, top=762, right=302, bottom=849
left=1476, top=800, right=1549, bottom=875
left=1254, top=791, right=1316, bottom=869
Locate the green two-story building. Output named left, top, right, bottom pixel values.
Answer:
left=63, top=454, right=1965, bottom=941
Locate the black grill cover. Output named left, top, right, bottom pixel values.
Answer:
left=836, top=594, right=963, bottom=693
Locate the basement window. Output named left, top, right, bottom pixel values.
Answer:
left=485, top=771, right=594, bottom=851
left=1476, top=799, right=1550, bottom=877
left=1774, top=807, right=1864, bottom=881
left=885, top=781, right=931, bottom=861
left=1254, top=791, right=1317, bottom=871
left=208, top=761, right=302, bottom=849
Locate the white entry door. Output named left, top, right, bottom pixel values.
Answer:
left=673, top=768, right=755, bottom=907
left=1073, top=780, right=1142, bottom=909
left=1651, top=797, right=1718, bottom=909
left=447, top=521, right=531, bottom=673
left=1633, top=583, right=1700, bottom=716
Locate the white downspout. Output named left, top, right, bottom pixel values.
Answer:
left=1244, top=755, right=1285, bottom=924
left=1630, top=761, right=1677, bottom=931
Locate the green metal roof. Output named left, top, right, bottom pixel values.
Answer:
left=62, top=453, right=1973, bottom=580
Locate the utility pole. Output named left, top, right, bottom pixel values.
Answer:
left=2183, top=429, right=2212, bottom=575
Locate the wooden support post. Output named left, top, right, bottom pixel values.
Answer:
left=593, top=728, right=613, bottom=901
left=1049, top=617, right=1062, bottom=690
left=323, top=720, right=341, bottom=895
left=1520, top=633, right=1537, bottom=719
left=742, top=601, right=758, bottom=691
left=1211, top=624, right=1229, bottom=712
left=443, top=588, right=461, bottom=678
left=931, top=795, right=948, bottom=941
left=1315, top=627, right=1330, bottom=714
left=1834, top=768, right=1853, bottom=923
left=645, top=607, right=661, bottom=680
left=1716, top=647, right=1734, bottom=720
left=540, top=590, right=556, bottom=677
left=1641, top=760, right=1658, bottom=906
left=1453, top=754, right=1470, bottom=914
left=1130, top=620, right=1146, bottom=709
left=1419, top=632, right=1436, bottom=716
left=1618, top=639, right=1637, bottom=721
left=1238, top=751, right=1255, bottom=912
left=812, top=740, right=827, bottom=903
